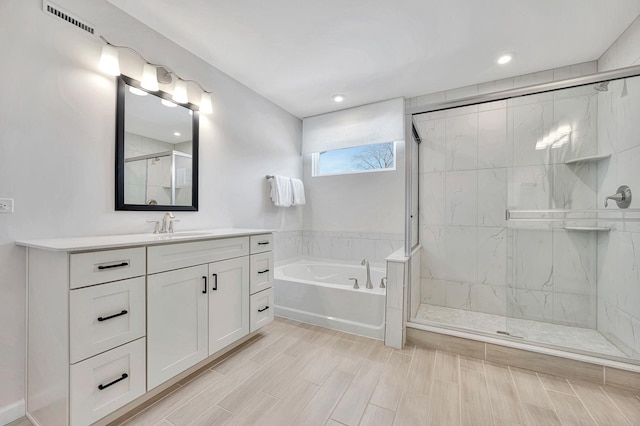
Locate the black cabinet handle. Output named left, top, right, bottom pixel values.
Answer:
left=98, top=373, right=128, bottom=390
left=258, top=306, right=269, bottom=313
left=258, top=269, right=270, bottom=274
left=202, top=276, right=207, bottom=294
left=97, top=310, right=128, bottom=322
left=257, top=241, right=270, bottom=245
left=212, top=273, right=218, bottom=291
left=97, top=262, right=129, bottom=270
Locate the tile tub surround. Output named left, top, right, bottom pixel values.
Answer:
left=274, top=230, right=404, bottom=264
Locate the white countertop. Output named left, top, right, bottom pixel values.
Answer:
left=16, top=228, right=274, bottom=252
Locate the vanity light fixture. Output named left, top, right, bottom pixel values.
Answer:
left=97, top=44, right=120, bottom=76
left=97, top=36, right=214, bottom=113
left=333, top=94, right=345, bottom=103
left=497, top=54, right=513, bottom=65
left=172, top=80, right=188, bottom=104
left=128, top=86, right=148, bottom=96
left=141, top=63, right=160, bottom=91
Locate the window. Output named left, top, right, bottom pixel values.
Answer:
left=312, top=142, right=396, bottom=177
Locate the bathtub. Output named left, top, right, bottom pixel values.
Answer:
left=274, top=259, right=386, bottom=339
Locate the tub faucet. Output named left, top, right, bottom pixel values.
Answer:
left=361, top=259, right=373, bottom=289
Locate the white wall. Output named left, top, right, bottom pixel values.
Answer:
left=298, top=144, right=405, bottom=264
left=0, top=0, right=302, bottom=416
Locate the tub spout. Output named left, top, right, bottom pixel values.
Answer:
left=361, top=259, right=373, bottom=289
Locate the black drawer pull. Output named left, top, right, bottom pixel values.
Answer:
left=98, top=373, right=128, bottom=390
left=97, top=262, right=129, bottom=270
left=212, top=273, right=218, bottom=291
left=202, top=276, right=208, bottom=294
left=258, top=306, right=269, bottom=313
left=258, top=269, right=270, bottom=274
left=257, top=241, right=270, bottom=245
left=97, top=310, right=128, bottom=322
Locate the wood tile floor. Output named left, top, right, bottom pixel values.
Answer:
left=10, top=317, right=640, bottom=426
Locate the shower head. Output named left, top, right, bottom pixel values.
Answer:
left=594, top=81, right=609, bottom=92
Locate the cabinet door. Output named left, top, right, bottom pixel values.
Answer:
left=209, top=257, right=250, bottom=355
left=147, top=265, right=208, bottom=390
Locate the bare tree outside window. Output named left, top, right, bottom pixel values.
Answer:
left=351, top=142, right=394, bottom=170
left=315, top=142, right=396, bottom=176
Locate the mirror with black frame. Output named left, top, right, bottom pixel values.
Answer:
left=115, top=75, right=199, bottom=211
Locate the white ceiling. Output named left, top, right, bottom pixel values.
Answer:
left=107, top=0, right=640, bottom=118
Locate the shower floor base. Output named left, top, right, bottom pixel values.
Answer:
left=414, top=303, right=627, bottom=359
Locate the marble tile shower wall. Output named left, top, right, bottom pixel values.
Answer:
left=596, top=15, right=640, bottom=358
left=274, top=230, right=404, bottom=264
left=413, top=62, right=606, bottom=330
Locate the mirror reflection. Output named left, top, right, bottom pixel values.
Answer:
left=116, top=76, right=199, bottom=211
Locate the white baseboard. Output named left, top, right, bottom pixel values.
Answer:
left=0, top=399, right=25, bottom=425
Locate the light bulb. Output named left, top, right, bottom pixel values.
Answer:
left=141, top=64, right=159, bottom=91
left=172, top=80, right=188, bottom=104
left=497, top=54, right=512, bottom=65
left=333, top=94, right=345, bottom=103
left=161, top=99, right=177, bottom=108
left=98, top=45, right=120, bottom=76
left=128, top=87, right=148, bottom=96
left=200, top=92, right=213, bottom=114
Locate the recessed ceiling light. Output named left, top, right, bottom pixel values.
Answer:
left=497, top=54, right=513, bottom=65
left=332, top=94, right=345, bottom=103
left=161, top=99, right=177, bottom=107
left=174, top=132, right=181, bottom=136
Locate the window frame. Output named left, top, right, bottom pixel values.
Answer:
left=311, top=141, right=397, bottom=177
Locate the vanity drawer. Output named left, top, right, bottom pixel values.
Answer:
left=250, top=288, right=274, bottom=332
left=70, top=338, right=146, bottom=426
left=148, top=237, right=249, bottom=274
left=250, top=252, right=274, bottom=294
left=250, top=233, right=273, bottom=254
left=70, top=247, right=146, bottom=289
left=70, top=277, right=146, bottom=364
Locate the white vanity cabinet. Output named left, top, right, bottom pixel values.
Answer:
left=208, top=256, right=250, bottom=355
left=249, top=234, right=275, bottom=332
left=24, top=247, right=147, bottom=426
left=146, top=264, right=209, bottom=390
left=19, top=229, right=273, bottom=426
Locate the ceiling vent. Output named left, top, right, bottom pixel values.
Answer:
left=42, top=0, right=95, bottom=35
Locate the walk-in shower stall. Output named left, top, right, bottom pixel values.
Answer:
left=408, top=67, right=640, bottom=364
left=124, top=150, right=193, bottom=206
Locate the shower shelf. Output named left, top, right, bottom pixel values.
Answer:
left=564, top=154, right=611, bottom=164
left=506, top=209, right=640, bottom=223
left=563, top=226, right=611, bottom=232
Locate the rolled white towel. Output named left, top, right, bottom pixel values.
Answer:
left=291, top=178, right=306, bottom=206
left=269, top=175, right=293, bottom=207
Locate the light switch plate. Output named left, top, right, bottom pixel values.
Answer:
left=0, top=198, right=14, bottom=213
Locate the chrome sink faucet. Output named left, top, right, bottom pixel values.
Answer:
left=148, top=212, right=177, bottom=234
left=161, top=212, right=175, bottom=233
left=361, top=258, right=373, bottom=289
